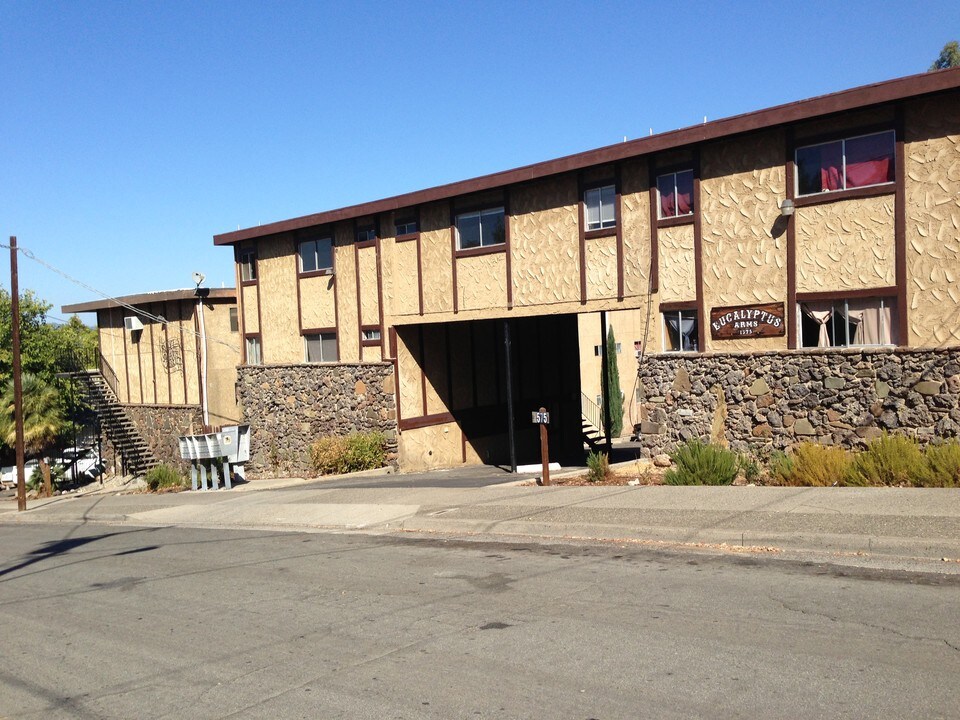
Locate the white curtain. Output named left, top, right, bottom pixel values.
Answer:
left=801, top=302, right=833, bottom=348
left=666, top=315, right=698, bottom=351
left=847, top=299, right=891, bottom=345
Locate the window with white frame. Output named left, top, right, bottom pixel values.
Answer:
left=362, top=328, right=382, bottom=342
left=305, top=332, right=338, bottom=362
left=456, top=207, right=505, bottom=250
left=799, top=297, right=896, bottom=348
left=584, top=184, right=616, bottom=231
left=657, top=170, right=694, bottom=219
left=795, top=130, right=895, bottom=196
left=299, top=237, right=333, bottom=274
left=245, top=336, right=262, bottom=365
left=239, top=250, right=257, bottom=282
left=662, top=309, right=699, bottom=352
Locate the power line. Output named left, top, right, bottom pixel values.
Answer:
left=2, top=240, right=239, bottom=355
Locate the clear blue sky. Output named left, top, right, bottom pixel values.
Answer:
left=2, top=0, right=957, bottom=321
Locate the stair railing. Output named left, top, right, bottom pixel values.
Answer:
left=97, top=354, right=120, bottom=397
left=581, top=391, right=604, bottom=436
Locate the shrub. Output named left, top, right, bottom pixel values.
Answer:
left=766, top=450, right=795, bottom=485
left=664, top=440, right=738, bottom=486
left=145, top=464, right=185, bottom=492
left=846, top=433, right=926, bottom=487
left=779, top=442, right=851, bottom=487
left=586, top=450, right=609, bottom=483
left=921, top=440, right=960, bottom=488
left=310, top=431, right=386, bottom=475
left=738, top=455, right=761, bottom=484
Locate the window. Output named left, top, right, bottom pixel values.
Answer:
left=239, top=250, right=257, bottom=282
left=663, top=310, right=699, bottom=352
left=395, top=218, right=418, bottom=236
left=229, top=307, right=239, bottom=333
left=657, top=170, right=694, bottom=219
left=795, top=130, right=895, bottom=196
left=305, top=332, right=338, bottom=362
left=356, top=226, right=376, bottom=243
left=593, top=342, right=622, bottom=356
left=362, top=328, right=382, bottom=342
left=300, top=237, right=333, bottom=274
left=245, top=336, right=262, bottom=365
left=584, top=184, right=616, bottom=231
left=456, top=207, right=505, bottom=251
left=799, top=297, right=896, bottom=348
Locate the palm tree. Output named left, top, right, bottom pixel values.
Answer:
left=0, top=374, right=64, bottom=494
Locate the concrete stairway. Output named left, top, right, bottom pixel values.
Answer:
left=68, top=371, right=160, bottom=476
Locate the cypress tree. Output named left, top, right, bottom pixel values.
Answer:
left=604, top=325, right=624, bottom=438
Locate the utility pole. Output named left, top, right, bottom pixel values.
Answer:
left=10, top=237, right=26, bottom=511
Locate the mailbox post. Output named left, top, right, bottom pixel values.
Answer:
left=532, top=407, right=550, bottom=486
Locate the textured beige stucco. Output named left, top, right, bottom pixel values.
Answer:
left=700, top=131, right=788, bottom=351
left=99, top=309, right=128, bottom=402
left=795, top=195, right=896, bottom=293
left=357, top=244, right=380, bottom=327
left=420, top=202, right=454, bottom=315
left=511, top=176, right=581, bottom=306
left=398, top=421, right=464, bottom=472
left=457, top=253, right=507, bottom=311
left=585, top=235, right=618, bottom=300
left=334, top=225, right=359, bottom=362
left=658, top=224, right=697, bottom=303
left=241, top=285, right=259, bottom=334
left=422, top=324, right=449, bottom=415
left=202, top=300, right=242, bottom=425
left=256, top=234, right=300, bottom=364
left=299, top=274, right=336, bottom=330
left=386, top=238, right=420, bottom=318
left=620, top=158, right=652, bottom=298
left=396, top=328, right=424, bottom=418
left=905, top=94, right=960, bottom=347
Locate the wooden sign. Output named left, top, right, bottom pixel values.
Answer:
left=710, top=302, right=785, bottom=339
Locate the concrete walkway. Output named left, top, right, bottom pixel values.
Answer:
left=2, top=475, right=960, bottom=572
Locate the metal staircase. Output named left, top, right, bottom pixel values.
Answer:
left=56, top=350, right=159, bottom=476
left=580, top=392, right=606, bottom=450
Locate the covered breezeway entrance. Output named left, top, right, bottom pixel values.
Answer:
left=392, top=314, right=585, bottom=471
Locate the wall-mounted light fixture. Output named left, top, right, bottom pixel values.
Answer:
left=779, top=199, right=795, bottom=217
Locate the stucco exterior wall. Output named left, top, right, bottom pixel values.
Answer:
left=396, top=326, right=424, bottom=418
left=420, top=202, right=454, bottom=315
left=585, top=235, right=619, bottom=301
left=386, top=237, right=420, bottom=318
left=658, top=224, right=696, bottom=303
left=240, top=284, right=259, bottom=334
left=620, top=158, right=652, bottom=299
left=357, top=244, right=380, bottom=327
left=457, top=253, right=508, bottom=311
left=334, top=225, right=359, bottom=362
left=299, top=274, right=336, bottom=330
left=202, top=300, right=241, bottom=426
left=511, top=175, right=581, bottom=307
left=256, top=234, right=299, bottom=363
left=397, top=421, right=465, bottom=472
left=794, top=195, right=896, bottom=293
left=904, top=93, right=960, bottom=347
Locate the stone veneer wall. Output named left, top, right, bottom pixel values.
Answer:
left=634, top=348, right=960, bottom=456
left=121, top=404, right=204, bottom=472
left=237, top=362, right=398, bottom=478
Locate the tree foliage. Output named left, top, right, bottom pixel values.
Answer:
left=603, top=325, right=624, bottom=438
left=930, top=40, right=960, bottom=70
left=0, top=373, right=65, bottom=456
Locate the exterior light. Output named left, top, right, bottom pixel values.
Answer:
left=779, top=199, right=795, bottom=217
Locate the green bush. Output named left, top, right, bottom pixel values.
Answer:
left=664, top=440, right=738, bottom=486
left=738, top=455, right=761, bottom=484
left=921, top=440, right=960, bottom=488
left=779, top=442, right=851, bottom=487
left=145, top=464, right=186, bottom=492
left=310, top=431, right=387, bottom=475
left=585, top=450, right=609, bottom=483
left=766, top=450, right=795, bottom=485
left=846, top=433, right=926, bottom=487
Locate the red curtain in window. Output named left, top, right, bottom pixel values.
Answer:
left=845, top=133, right=894, bottom=188
left=819, top=142, right=843, bottom=191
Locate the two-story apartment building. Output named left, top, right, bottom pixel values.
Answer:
left=215, top=68, right=960, bottom=476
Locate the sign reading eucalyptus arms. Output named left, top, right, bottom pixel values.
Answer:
left=710, top=302, right=785, bottom=340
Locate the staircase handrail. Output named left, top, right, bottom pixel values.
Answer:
left=581, top=391, right=604, bottom=436
left=97, top=354, right=120, bottom=397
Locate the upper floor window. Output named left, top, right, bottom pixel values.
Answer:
left=795, top=130, right=895, bottom=196
left=299, top=237, right=333, bottom=274
left=395, top=218, right=418, bottom=236
left=799, top=297, right=896, bottom=348
left=229, top=307, right=239, bottom=333
left=356, top=226, right=376, bottom=243
left=456, top=207, right=505, bottom=251
left=657, top=170, right=694, bottom=219
left=663, top=309, right=699, bottom=352
left=305, top=332, right=338, bottom=362
left=239, top=249, right=257, bottom=282
left=584, top=184, right=616, bottom=231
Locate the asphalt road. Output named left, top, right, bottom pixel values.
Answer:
left=1, top=523, right=958, bottom=719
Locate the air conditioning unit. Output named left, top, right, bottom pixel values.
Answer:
left=124, top=316, right=144, bottom=332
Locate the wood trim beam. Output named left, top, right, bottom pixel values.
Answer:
left=894, top=104, right=908, bottom=346
left=692, top=148, right=706, bottom=352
